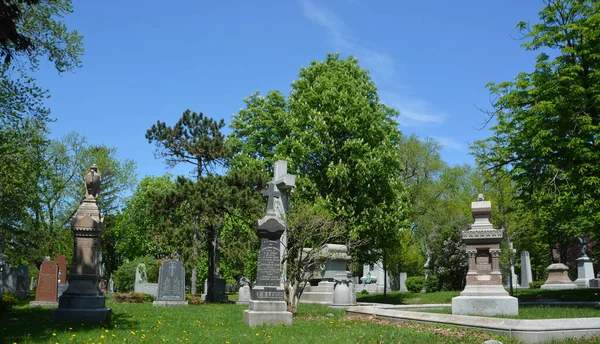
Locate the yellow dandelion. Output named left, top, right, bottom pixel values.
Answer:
left=130, top=331, right=136, bottom=335
left=256, top=333, right=260, bottom=336
left=112, top=334, right=116, bottom=337
left=101, top=335, right=105, bottom=339
left=105, top=329, right=109, bottom=333
left=52, top=333, right=57, bottom=336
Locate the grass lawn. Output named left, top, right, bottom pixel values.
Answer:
left=422, top=306, right=600, bottom=319
left=0, top=297, right=516, bottom=344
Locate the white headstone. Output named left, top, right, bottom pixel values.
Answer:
left=520, top=251, right=533, bottom=288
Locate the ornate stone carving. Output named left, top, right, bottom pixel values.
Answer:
left=84, top=164, right=101, bottom=200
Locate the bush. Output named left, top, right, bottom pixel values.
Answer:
left=0, top=292, right=18, bottom=311
left=113, top=256, right=160, bottom=293
left=360, top=289, right=369, bottom=295
left=406, top=276, right=425, bottom=293
left=113, top=292, right=154, bottom=303
left=529, top=280, right=545, bottom=289
left=186, top=294, right=203, bottom=305
left=424, top=275, right=440, bottom=293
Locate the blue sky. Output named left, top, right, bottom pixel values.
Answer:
left=37, top=0, right=543, bottom=180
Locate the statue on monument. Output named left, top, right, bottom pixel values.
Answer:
left=578, top=237, right=588, bottom=257
left=85, top=164, right=101, bottom=200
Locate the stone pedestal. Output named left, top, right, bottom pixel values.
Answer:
left=574, top=256, right=595, bottom=288
left=331, top=273, right=356, bottom=309
left=541, top=263, right=577, bottom=290
left=51, top=165, right=111, bottom=322
left=300, top=244, right=351, bottom=305
left=451, top=194, right=518, bottom=316
left=244, top=300, right=292, bottom=326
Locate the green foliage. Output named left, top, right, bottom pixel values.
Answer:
left=360, top=289, right=369, bottom=295
left=405, top=276, right=425, bottom=293
left=473, top=0, right=600, bottom=262
left=0, top=292, right=18, bottom=313
left=229, top=53, right=410, bottom=264
left=529, top=281, right=545, bottom=289
left=424, top=275, right=441, bottom=293
left=186, top=294, right=204, bottom=305
left=112, top=292, right=154, bottom=303
left=113, top=257, right=160, bottom=293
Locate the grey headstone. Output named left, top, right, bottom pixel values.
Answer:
left=520, top=251, right=533, bottom=288
left=399, top=272, right=408, bottom=292
left=156, top=260, right=185, bottom=301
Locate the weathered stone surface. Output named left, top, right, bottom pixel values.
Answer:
left=2, top=265, right=28, bottom=298
left=134, top=263, right=158, bottom=297
left=244, top=300, right=292, bottom=326
left=574, top=256, right=595, bottom=288
left=153, top=260, right=187, bottom=307
left=520, top=251, right=533, bottom=288
left=331, top=273, right=356, bottom=309
left=30, top=260, right=58, bottom=306
left=541, top=263, right=577, bottom=290
left=399, top=272, right=408, bottom=292
left=237, top=285, right=251, bottom=305
left=452, top=295, right=518, bottom=316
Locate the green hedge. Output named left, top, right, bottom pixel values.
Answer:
left=424, top=275, right=440, bottom=293
left=406, top=276, right=425, bottom=293
left=529, top=280, right=545, bottom=289
left=113, top=256, right=160, bottom=292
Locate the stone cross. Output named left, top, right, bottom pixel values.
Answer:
left=261, top=182, right=280, bottom=216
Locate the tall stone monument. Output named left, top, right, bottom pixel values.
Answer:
left=272, top=160, right=295, bottom=285
left=520, top=251, right=533, bottom=288
left=153, top=260, right=188, bottom=306
left=452, top=194, right=518, bottom=316
left=51, top=164, right=111, bottom=322
left=243, top=163, right=295, bottom=327
left=574, top=238, right=595, bottom=288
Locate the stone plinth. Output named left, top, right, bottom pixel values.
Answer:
left=331, top=273, right=356, bottom=309
left=541, top=263, right=577, bottom=290
left=243, top=300, right=292, bottom=326
left=451, top=194, right=518, bottom=316
left=574, top=256, right=595, bottom=288
left=153, top=260, right=188, bottom=307
left=51, top=165, right=111, bottom=322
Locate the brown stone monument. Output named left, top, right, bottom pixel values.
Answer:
left=56, top=254, right=67, bottom=284
left=51, top=164, right=111, bottom=322
left=29, top=259, right=59, bottom=307
left=452, top=194, right=518, bottom=316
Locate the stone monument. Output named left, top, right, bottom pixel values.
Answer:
left=300, top=244, right=351, bottom=305
left=452, top=194, right=518, bottom=316
left=358, top=261, right=390, bottom=294
left=30, top=259, right=58, bottom=307
left=331, top=272, right=356, bottom=309
left=399, top=272, right=408, bottom=292
left=134, top=263, right=158, bottom=297
left=153, top=260, right=188, bottom=307
left=541, top=263, right=577, bottom=290
left=506, top=241, right=520, bottom=289
left=243, top=164, right=295, bottom=327
left=272, top=160, right=295, bottom=285
left=237, top=277, right=251, bottom=305
left=2, top=265, right=28, bottom=298
left=51, top=164, right=111, bottom=322
left=201, top=236, right=228, bottom=302
left=520, top=251, right=533, bottom=288
left=574, top=238, right=595, bottom=288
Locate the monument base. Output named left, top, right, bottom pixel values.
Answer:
left=451, top=295, right=518, bottom=316
left=243, top=300, right=292, bottom=326
left=299, top=281, right=335, bottom=305
left=541, top=283, right=578, bottom=290
left=153, top=300, right=189, bottom=307
left=575, top=257, right=595, bottom=288
left=51, top=307, right=111, bottom=322
left=29, top=301, right=58, bottom=307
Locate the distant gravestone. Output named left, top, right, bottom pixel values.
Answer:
left=55, top=254, right=67, bottom=285
left=134, top=263, right=158, bottom=297
left=399, top=272, right=408, bottom=292
left=2, top=266, right=29, bottom=298
left=153, top=260, right=188, bottom=307
left=30, top=260, right=58, bottom=307
left=520, top=251, right=533, bottom=288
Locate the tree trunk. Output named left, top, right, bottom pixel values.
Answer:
left=206, top=225, right=216, bottom=302
left=190, top=228, right=198, bottom=295
left=383, top=255, right=387, bottom=297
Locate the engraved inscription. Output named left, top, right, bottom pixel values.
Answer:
left=255, top=291, right=284, bottom=299
left=257, top=238, right=281, bottom=286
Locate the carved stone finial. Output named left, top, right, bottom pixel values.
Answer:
left=84, top=164, right=102, bottom=200
left=477, top=194, right=484, bottom=201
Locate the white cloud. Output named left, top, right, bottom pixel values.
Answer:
left=379, top=90, right=446, bottom=126
left=429, top=136, right=467, bottom=152
left=299, top=0, right=395, bottom=80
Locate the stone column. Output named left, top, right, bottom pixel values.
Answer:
left=490, top=249, right=501, bottom=273
left=466, top=249, right=477, bottom=273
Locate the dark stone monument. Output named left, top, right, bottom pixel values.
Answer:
left=15, top=266, right=28, bottom=298
left=153, top=260, right=188, bottom=307
left=2, top=265, right=28, bottom=298
left=30, top=259, right=58, bottom=307
left=244, top=165, right=295, bottom=326
left=51, top=164, right=111, bottom=322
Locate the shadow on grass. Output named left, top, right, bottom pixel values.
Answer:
left=0, top=305, right=139, bottom=343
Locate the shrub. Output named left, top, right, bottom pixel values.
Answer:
left=113, top=256, right=160, bottom=292
left=360, top=289, right=369, bottom=295
left=406, top=276, right=425, bottom=293
left=0, top=293, right=18, bottom=313
left=529, top=280, right=545, bottom=289
left=424, top=275, right=440, bottom=293
left=113, top=292, right=154, bottom=303
left=186, top=294, right=203, bottom=305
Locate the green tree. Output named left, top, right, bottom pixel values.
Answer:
left=473, top=0, right=600, bottom=254
left=229, top=54, right=410, bottom=267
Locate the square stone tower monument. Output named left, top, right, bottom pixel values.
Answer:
left=452, top=194, right=518, bottom=316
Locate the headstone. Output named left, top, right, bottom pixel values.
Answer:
left=134, top=263, right=158, bottom=297
left=506, top=242, right=520, bottom=289
left=15, top=266, right=28, bottom=298
left=237, top=284, right=251, bottom=305
left=399, top=272, right=408, bottom=292
left=452, top=194, right=518, bottom=316
left=300, top=244, right=351, bottom=305
left=153, top=260, right=188, bottom=307
left=108, top=277, right=114, bottom=293
left=574, top=241, right=595, bottom=288
left=541, top=263, right=577, bottom=290
left=520, top=251, right=533, bottom=288
left=51, top=164, right=111, bottom=322
left=357, top=261, right=390, bottom=294
left=55, top=254, right=67, bottom=285
left=201, top=236, right=228, bottom=302
left=29, top=260, right=58, bottom=307
left=244, top=166, right=294, bottom=327
left=331, top=272, right=357, bottom=309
